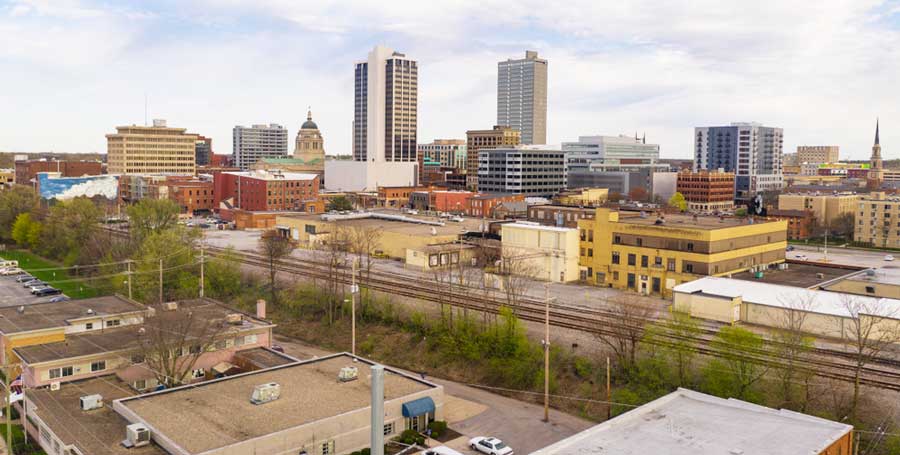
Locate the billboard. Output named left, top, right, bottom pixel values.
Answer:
left=37, top=173, right=119, bottom=200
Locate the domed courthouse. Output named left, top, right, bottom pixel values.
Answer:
left=251, top=109, right=325, bottom=183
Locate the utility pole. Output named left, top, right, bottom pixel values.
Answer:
left=606, top=356, right=612, bottom=420
left=543, top=281, right=550, bottom=423
left=823, top=203, right=829, bottom=263
left=158, top=258, right=163, bottom=304
left=126, top=260, right=133, bottom=300
left=351, top=258, right=358, bottom=355
left=4, top=358, right=12, bottom=455
left=199, top=243, right=205, bottom=298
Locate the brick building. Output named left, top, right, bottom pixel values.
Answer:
left=676, top=170, right=735, bottom=212
left=465, top=193, right=525, bottom=218
left=15, top=160, right=103, bottom=185
left=119, top=175, right=214, bottom=214
left=213, top=169, right=319, bottom=212
left=767, top=209, right=815, bottom=240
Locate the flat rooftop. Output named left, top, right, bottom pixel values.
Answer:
left=532, top=388, right=852, bottom=455
left=26, top=376, right=166, bottom=455
left=117, top=353, right=435, bottom=453
left=837, top=266, right=900, bottom=286
left=731, top=261, right=862, bottom=288
left=280, top=210, right=485, bottom=236
left=0, top=295, right=145, bottom=334
left=618, top=213, right=781, bottom=230
left=14, top=299, right=272, bottom=364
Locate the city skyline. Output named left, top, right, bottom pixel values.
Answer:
left=2, top=0, right=900, bottom=160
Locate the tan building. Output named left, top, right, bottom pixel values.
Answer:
left=777, top=193, right=860, bottom=224
left=106, top=119, right=197, bottom=174
left=854, top=192, right=900, bottom=248
left=675, top=170, right=735, bottom=212
left=465, top=126, right=520, bottom=190
left=797, top=145, right=839, bottom=164
left=501, top=222, right=580, bottom=283
left=291, top=109, right=325, bottom=172
left=555, top=188, right=609, bottom=206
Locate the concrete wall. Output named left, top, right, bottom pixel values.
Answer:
left=501, top=224, right=580, bottom=282
left=324, top=161, right=418, bottom=192
left=673, top=292, right=739, bottom=323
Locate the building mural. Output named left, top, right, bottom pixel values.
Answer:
left=37, top=173, right=119, bottom=200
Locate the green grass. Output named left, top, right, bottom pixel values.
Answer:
left=0, top=250, right=99, bottom=299
left=0, top=422, right=46, bottom=455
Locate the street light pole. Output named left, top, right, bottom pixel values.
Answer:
left=199, top=242, right=205, bottom=298
left=543, top=280, right=550, bottom=423
left=351, top=258, right=358, bottom=355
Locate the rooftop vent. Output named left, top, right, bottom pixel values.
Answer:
left=16, top=306, right=24, bottom=314
left=86, top=308, right=95, bottom=315
left=123, top=423, right=151, bottom=448
left=338, top=366, right=359, bottom=382
left=162, top=302, right=178, bottom=311
left=225, top=313, right=243, bottom=325
left=80, top=394, right=103, bottom=411
left=866, top=269, right=876, bottom=276
left=250, top=382, right=281, bottom=404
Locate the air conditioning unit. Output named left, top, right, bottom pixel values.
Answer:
left=250, top=382, right=281, bottom=405
left=338, top=366, right=359, bottom=382
left=225, top=313, right=243, bottom=325
left=124, top=423, right=150, bottom=448
left=162, top=302, right=178, bottom=311
left=80, top=394, right=103, bottom=411
left=50, top=382, right=60, bottom=391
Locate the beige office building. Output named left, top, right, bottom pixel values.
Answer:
left=854, top=192, right=900, bottom=248
left=107, top=119, right=197, bottom=174
left=778, top=193, right=860, bottom=224
left=465, top=126, right=520, bottom=190
left=498, top=50, right=548, bottom=145
left=796, top=145, right=839, bottom=164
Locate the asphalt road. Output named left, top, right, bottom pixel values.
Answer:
left=0, top=273, right=59, bottom=307
left=790, top=244, right=895, bottom=268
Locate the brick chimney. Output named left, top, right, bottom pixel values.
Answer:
left=256, top=299, right=266, bottom=319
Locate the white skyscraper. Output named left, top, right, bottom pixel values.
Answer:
left=232, top=124, right=288, bottom=170
left=497, top=50, right=548, bottom=145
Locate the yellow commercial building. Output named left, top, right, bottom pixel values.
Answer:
left=778, top=193, right=860, bottom=224
left=556, top=188, right=609, bottom=206
left=106, top=119, right=198, bottom=174
left=853, top=192, right=900, bottom=249
left=501, top=222, right=580, bottom=283
left=578, top=209, right=787, bottom=297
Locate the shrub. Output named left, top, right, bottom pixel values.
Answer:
left=573, top=356, right=593, bottom=379
left=398, top=429, right=425, bottom=445
left=427, top=420, right=448, bottom=438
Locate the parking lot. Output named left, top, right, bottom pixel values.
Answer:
left=0, top=270, right=68, bottom=307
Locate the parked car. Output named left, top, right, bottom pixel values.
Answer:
left=48, top=295, right=69, bottom=302
left=29, top=285, right=50, bottom=293
left=0, top=267, right=23, bottom=276
left=419, top=447, right=464, bottom=455
left=23, top=280, right=46, bottom=288
left=886, top=255, right=895, bottom=262
left=794, top=254, right=808, bottom=261
left=469, top=437, right=514, bottom=455
left=786, top=245, right=795, bottom=252
left=33, top=287, right=61, bottom=296
left=270, top=345, right=285, bottom=353
left=15, top=275, right=34, bottom=283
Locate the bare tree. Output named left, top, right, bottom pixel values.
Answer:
left=498, top=246, right=541, bottom=317
left=136, top=302, right=225, bottom=387
left=838, top=294, right=900, bottom=421
left=258, top=230, right=295, bottom=307
left=771, top=292, right=817, bottom=409
left=317, top=223, right=350, bottom=325
left=595, top=293, right=656, bottom=373
left=347, top=225, right=382, bottom=315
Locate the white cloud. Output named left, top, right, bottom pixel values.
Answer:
left=0, top=0, right=899, bottom=161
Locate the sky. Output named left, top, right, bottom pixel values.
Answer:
left=2, top=0, right=900, bottom=160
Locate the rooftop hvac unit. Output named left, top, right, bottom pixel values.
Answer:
left=250, top=382, right=281, bottom=405
left=80, top=394, right=103, bottom=411
left=162, top=302, right=178, bottom=311
left=225, top=313, right=243, bottom=325
left=338, top=366, right=359, bottom=382
left=123, top=423, right=151, bottom=448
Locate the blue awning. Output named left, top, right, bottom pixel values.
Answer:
left=402, top=397, right=435, bottom=418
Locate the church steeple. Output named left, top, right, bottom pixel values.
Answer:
left=875, top=118, right=880, bottom=146
left=868, top=118, right=884, bottom=189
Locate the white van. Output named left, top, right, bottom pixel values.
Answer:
left=0, top=260, right=19, bottom=268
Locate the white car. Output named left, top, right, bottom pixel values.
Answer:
left=419, top=447, right=463, bottom=455
left=794, top=254, right=808, bottom=260
left=886, top=255, right=895, bottom=262
left=469, top=437, right=513, bottom=455
left=0, top=267, right=23, bottom=276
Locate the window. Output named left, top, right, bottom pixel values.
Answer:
left=588, top=230, right=594, bottom=241
left=866, top=286, right=875, bottom=294
left=49, top=366, right=74, bottom=379
left=91, top=360, right=106, bottom=372
left=587, top=248, right=593, bottom=257
left=106, top=319, right=120, bottom=328
left=611, top=252, right=620, bottom=264
left=134, top=379, right=147, bottom=391
left=191, top=368, right=205, bottom=379
left=612, top=271, right=619, bottom=281
left=641, top=256, right=648, bottom=267
left=627, top=273, right=636, bottom=289
left=686, top=243, right=694, bottom=252
left=245, top=334, right=258, bottom=345
left=636, top=238, right=643, bottom=247
left=654, top=257, right=662, bottom=267
left=628, top=254, right=636, bottom=266
left=684, top=263, right=694, bottom=273
left=613, top=235, right=621, bottom=244
left=85, top=323, right=93, bottom=330
left=384, top=422, right=395, bottom=436
left=667, top=258, right=676, bottom=271
left=189, top=344, right=202, bottom=354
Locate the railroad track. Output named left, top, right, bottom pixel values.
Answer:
left=99, top=227, right=900, bottom=391
left=207, top=244, right=900, bottom=392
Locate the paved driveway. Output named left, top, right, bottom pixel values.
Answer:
left=0, top=274, right=55, bottom=307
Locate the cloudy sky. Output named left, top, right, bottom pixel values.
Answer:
left=2, top=0, right=899, bottom=160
